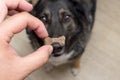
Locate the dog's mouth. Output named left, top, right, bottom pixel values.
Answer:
left=51, top=44, right=65, bottom=57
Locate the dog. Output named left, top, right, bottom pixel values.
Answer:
left=26, top=0, right=96, bottom=74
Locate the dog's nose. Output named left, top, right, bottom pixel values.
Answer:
left=52, top=43, right=63, bottom=57
left=52, top=43, right=63, bottom=52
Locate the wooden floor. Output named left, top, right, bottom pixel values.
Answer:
left=11, top=0, right=120, bottom=80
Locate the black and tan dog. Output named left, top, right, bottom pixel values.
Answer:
left=27, top=0, right=96, bottom=73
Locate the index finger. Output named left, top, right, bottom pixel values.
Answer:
left=4, top=0, right=33, bottom=11
left=0, top=12, right=48, bottom=43
left=0, top=0, right=33, bottom=22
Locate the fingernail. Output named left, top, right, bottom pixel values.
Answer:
left=23, top=0, right=33, bottom=11
left=48, top=45, right=53, bottom=55
left=28, top=4, right=33, bottom=11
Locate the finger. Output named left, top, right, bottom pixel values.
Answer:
left=20, top=45, right=53, bottom=76
left=0, top=0, right=33, bottom=22
left=5, top=0, right=33, bottom=12
left=0, top=12, right=48, bottom=43
left=0, top=0, right=7, bottom=22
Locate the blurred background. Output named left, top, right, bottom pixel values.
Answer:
left=10, top=0, right=120, bottom=80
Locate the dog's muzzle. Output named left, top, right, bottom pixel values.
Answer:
left=44, top=36, right=65, bottom=57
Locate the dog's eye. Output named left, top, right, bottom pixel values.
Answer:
left=40, top=15, right=48, bottom=23
left=63, top=15, right=71, bottom=22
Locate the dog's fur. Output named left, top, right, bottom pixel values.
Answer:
left=27, top=0, right=96, bottom=67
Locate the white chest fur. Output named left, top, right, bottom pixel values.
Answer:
left=48, top=50, right=75, bottom=66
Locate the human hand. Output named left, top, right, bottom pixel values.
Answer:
left=0, top=0, right=33, bottom=22
left=0, top=12, right=53, bottom=80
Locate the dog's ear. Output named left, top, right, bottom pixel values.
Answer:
left=82, top=0, right=96, bottom=27
left=70, top=0, right=96, bottom=30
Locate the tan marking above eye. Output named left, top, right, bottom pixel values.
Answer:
left=59, top=8, right=67, bottom=16
left=59, top=8, right=71, bottom=14
left=59, top=8, right=72, bottom=19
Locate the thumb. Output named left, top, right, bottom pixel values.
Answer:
left=20, top=45, right=53, bottom=76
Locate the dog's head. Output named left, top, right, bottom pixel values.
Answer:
left=27, top=0, right=96, bottom=62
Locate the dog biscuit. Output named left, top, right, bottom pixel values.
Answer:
left=44, top=36, right=65, bottom=46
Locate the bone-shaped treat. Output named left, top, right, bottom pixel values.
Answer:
left=44, top=36, right=65, bottom=46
